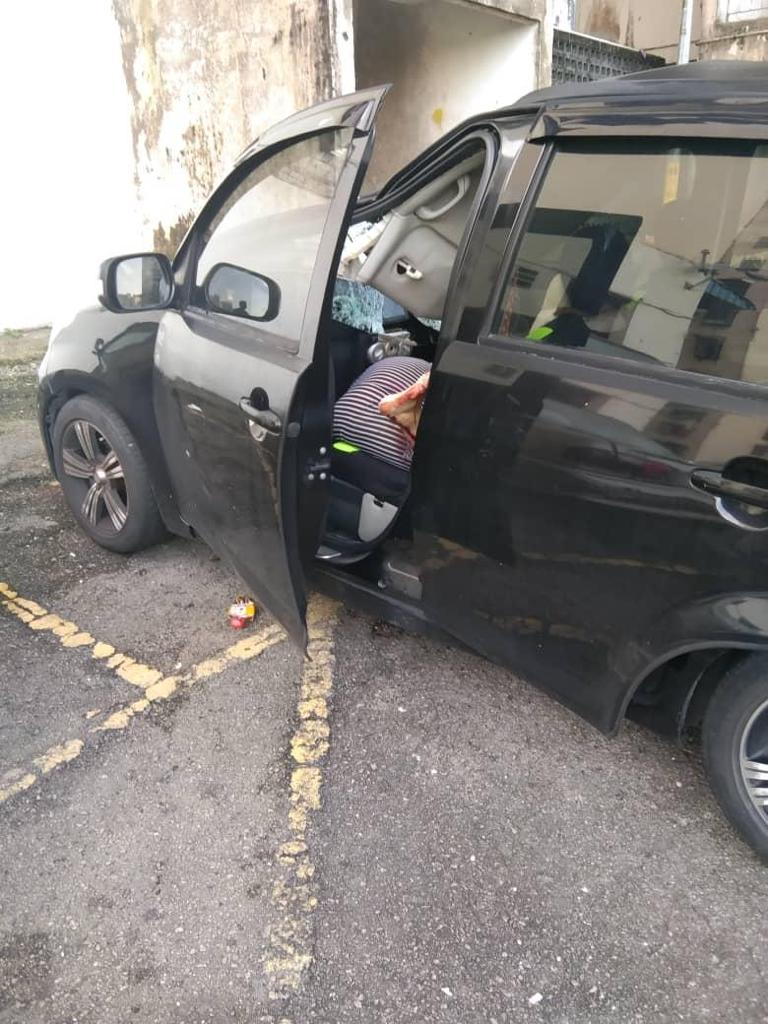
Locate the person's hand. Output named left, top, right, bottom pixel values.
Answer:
left=378, top=372, right=431, bottom=441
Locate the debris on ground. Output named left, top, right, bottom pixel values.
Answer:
left=228, top=595, right=257, bottom=629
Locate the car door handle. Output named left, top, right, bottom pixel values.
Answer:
left=689, top=468, right=768, bottom=510
left=239, top=398, right=282, bottom=433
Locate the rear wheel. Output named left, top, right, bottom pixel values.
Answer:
left=703, top=654, right=768, bottom=861
left=52, top=395, right=166, bottom=553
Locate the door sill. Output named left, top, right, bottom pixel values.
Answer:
left=309, top=561, right=443, bottom=641
left=381, top=554, right=423, bottom=600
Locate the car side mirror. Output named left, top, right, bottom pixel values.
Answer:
left=203, top=263, right=280, bottom=322
left=99, top=252, right=174, bottom=313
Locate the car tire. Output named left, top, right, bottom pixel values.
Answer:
left=703, top=654, right=768, bottom=861
left=52, top=394, right=167, bottom=554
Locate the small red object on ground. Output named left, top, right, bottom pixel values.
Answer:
left=228, top=596, right=257, bottom=629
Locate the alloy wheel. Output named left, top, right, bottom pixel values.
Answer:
left=740, top=697, right=768, bottom=821
left=61, top=419, right=128, bottom=532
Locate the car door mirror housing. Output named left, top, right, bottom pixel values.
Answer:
left=99, top=252, right=175, bottom=313
left=203, top=263, right=281, bottom=322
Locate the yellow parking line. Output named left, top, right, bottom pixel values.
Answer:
left=265, top=594, right=340, bottom=1000
left=96, top=623, right=285, bottom=732
left=33, top=739, right=84, bottom=774
left=0, top=580, right=286, bottom=804
left=2, top=579, right=342, bottom=1008
left=1, top=581, right=161, bottom=687
left=0, top=771, right=36, bottom=803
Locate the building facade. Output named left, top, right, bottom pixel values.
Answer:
left=572, top=0, right=768, bottom=64
left=113, top=0, right=554, bottom=251
left=5, top=0, right=768, bottom=328
left=2, top=0, right=554, bottom=328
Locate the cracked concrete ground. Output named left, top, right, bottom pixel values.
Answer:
left=2, top=329, right=768, bottom=1024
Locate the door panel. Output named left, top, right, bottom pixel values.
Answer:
left=409, top=339, right=768, bottom=731
left=154, top=88, right=389, bottom=646
left=154, top=312, right=310, bottom=635
left=408, top=136, right=768, bottom=732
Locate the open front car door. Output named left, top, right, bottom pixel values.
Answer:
left=153, top=86, right=389, bottom=646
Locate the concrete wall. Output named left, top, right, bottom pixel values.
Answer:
left=115, top=0, right=550, bottom=244
left=354, top=0, right=546, bottom=188
left=574, top=0, right=701, bottom=61
left=1, top=0, right=356, bottom=329
left=112, top=0, right=356, bottom=256
left=2, top=0, right=546, bottom=329
left=575, top=0, right=768, bottom=62
left=698, top=0, right=768, bottom=60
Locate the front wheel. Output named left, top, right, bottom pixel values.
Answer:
left=703, top=654, right=768, bottom=861
left=52, top=394, right=166, bottom=553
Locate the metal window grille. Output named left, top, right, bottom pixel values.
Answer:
left=552, top=30, right=665, bottom=85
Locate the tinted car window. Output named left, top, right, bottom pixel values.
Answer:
left=195, top=128, right=353, bottom=348
left=494, top=140, right=768, bottom=384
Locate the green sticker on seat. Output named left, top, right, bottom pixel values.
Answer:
left=333, top=440, right=360, bottom=454
left=527, top=326, right=554, bottom=342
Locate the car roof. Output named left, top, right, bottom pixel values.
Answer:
left=513, top=60, right=768, bottom=112
left=377, top=61, right=768, bottom=195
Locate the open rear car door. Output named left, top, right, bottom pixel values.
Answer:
left=153, top=87, right=389, bottom=646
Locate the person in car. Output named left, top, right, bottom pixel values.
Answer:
left=379, top=366, right=431, bottom=440
left=332, top=356, right=431, bottom=473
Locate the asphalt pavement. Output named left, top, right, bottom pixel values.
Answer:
left=2, top=330, right=768, bottom=1024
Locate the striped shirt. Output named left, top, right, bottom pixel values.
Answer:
left=333, top=356, right=431, bottom=471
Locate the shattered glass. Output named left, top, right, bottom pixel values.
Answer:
left=332, top=278, right=385, bottom=333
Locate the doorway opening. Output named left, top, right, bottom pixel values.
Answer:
left=318, top=131, right=492, bottom=566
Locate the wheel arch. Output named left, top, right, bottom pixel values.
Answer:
left=624, top=646, right=749, bottom=739
left=39, top=372, right=110, bottom=464
left=42, top=372, right=190, bottom=538
left=611, top=590, right=768, bottom=738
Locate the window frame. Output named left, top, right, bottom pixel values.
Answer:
left=437, top=116, right=540, bottom=351
left=718, top=0, right=768, bottom=23
left=428, top=128, right=499, bottom=343
left=180, top=126, right=352, bottom=349
left=479, top=134, right=554, bottom=341
left=480, top=132, right=768, bottom=398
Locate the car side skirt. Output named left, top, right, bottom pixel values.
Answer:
left=312, top=566, right=768, bottom=739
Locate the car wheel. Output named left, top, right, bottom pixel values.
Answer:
left=52, top=394, right=166, bottom=554
left=703, top=654, right=768, bottom=860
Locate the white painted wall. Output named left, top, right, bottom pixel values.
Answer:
left=0, top=0, right=141, bottom=330
left=354, top=0, right=540, bottom=188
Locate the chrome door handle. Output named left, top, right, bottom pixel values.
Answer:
left=239, top=398, right=282, bottom=434
left=690, top=468, right=768, bottom=511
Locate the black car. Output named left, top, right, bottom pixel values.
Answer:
left=39, top=62, right=768, bottom=858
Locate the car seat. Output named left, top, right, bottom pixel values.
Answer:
left=329, top=319, right=372, bottom=400
left=539, top=223, right=630, bottom=348
left=322, top=302, right=424, bottom=562
left=320, top=441, right=410, bottom=562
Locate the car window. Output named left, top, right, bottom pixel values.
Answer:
left=493, top=139, right=768, bottom=385
left=195, top=128, right=353, bottom=349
